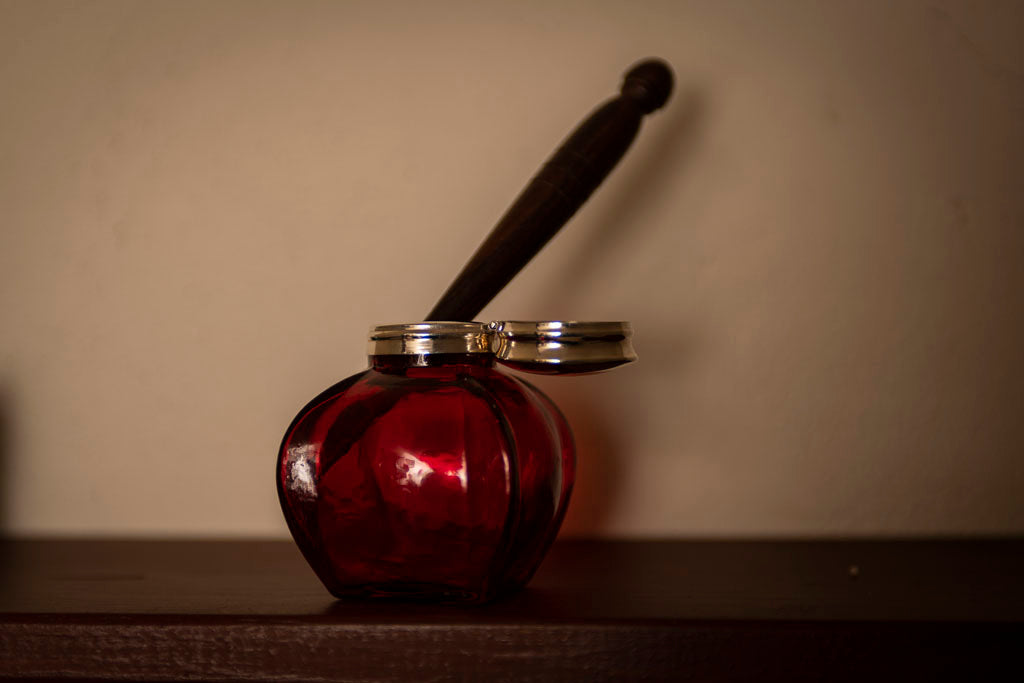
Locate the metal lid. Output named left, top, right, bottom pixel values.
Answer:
left=368, top=322, right=491, bottom=356
left=368, top=320, right=636, bottom=374
left=489, top=321, right=636, bottom=374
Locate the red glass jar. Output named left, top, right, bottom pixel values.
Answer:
left=277, top=321, right=632, bottom=603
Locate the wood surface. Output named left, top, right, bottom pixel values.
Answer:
left=2, top=539, right=1023, bottom=681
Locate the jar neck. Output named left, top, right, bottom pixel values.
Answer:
left=371, top=353, right=495, bottom=374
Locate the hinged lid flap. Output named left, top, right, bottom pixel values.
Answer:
left=489, top=320, right=636, bottom=375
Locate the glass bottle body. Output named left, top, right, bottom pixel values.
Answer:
left=277, top=353, right=574, bottom=603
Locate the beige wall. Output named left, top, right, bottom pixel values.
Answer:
left=2, top=0, right=1022, bottom=537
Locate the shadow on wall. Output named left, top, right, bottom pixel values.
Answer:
left=541, top=87, right=706, bottom=537
left=552, top=327, right=698, bottom=537
left=553, top=387, right=623, bottom=537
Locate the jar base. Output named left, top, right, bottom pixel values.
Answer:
left=327, top=582, right=509, bottom=604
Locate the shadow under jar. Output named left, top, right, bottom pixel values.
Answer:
left=277, top=320, right=634, bottom=603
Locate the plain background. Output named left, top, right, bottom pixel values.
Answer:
left=2, top=0, right=1022, bottom=538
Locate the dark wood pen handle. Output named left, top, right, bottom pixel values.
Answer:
left=425, top=59, right=673, bottom=322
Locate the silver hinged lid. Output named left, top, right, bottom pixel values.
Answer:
left=488, top=320, right=636, bottom=374
left=368, top=320, right=636, bottom=374
left=367, top=322, right=491, bottom=356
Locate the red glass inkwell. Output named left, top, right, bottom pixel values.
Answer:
left=277, top=60, right=672, bottom=602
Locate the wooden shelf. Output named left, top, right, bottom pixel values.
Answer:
left=2, top=539, right=1022, bottom=681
